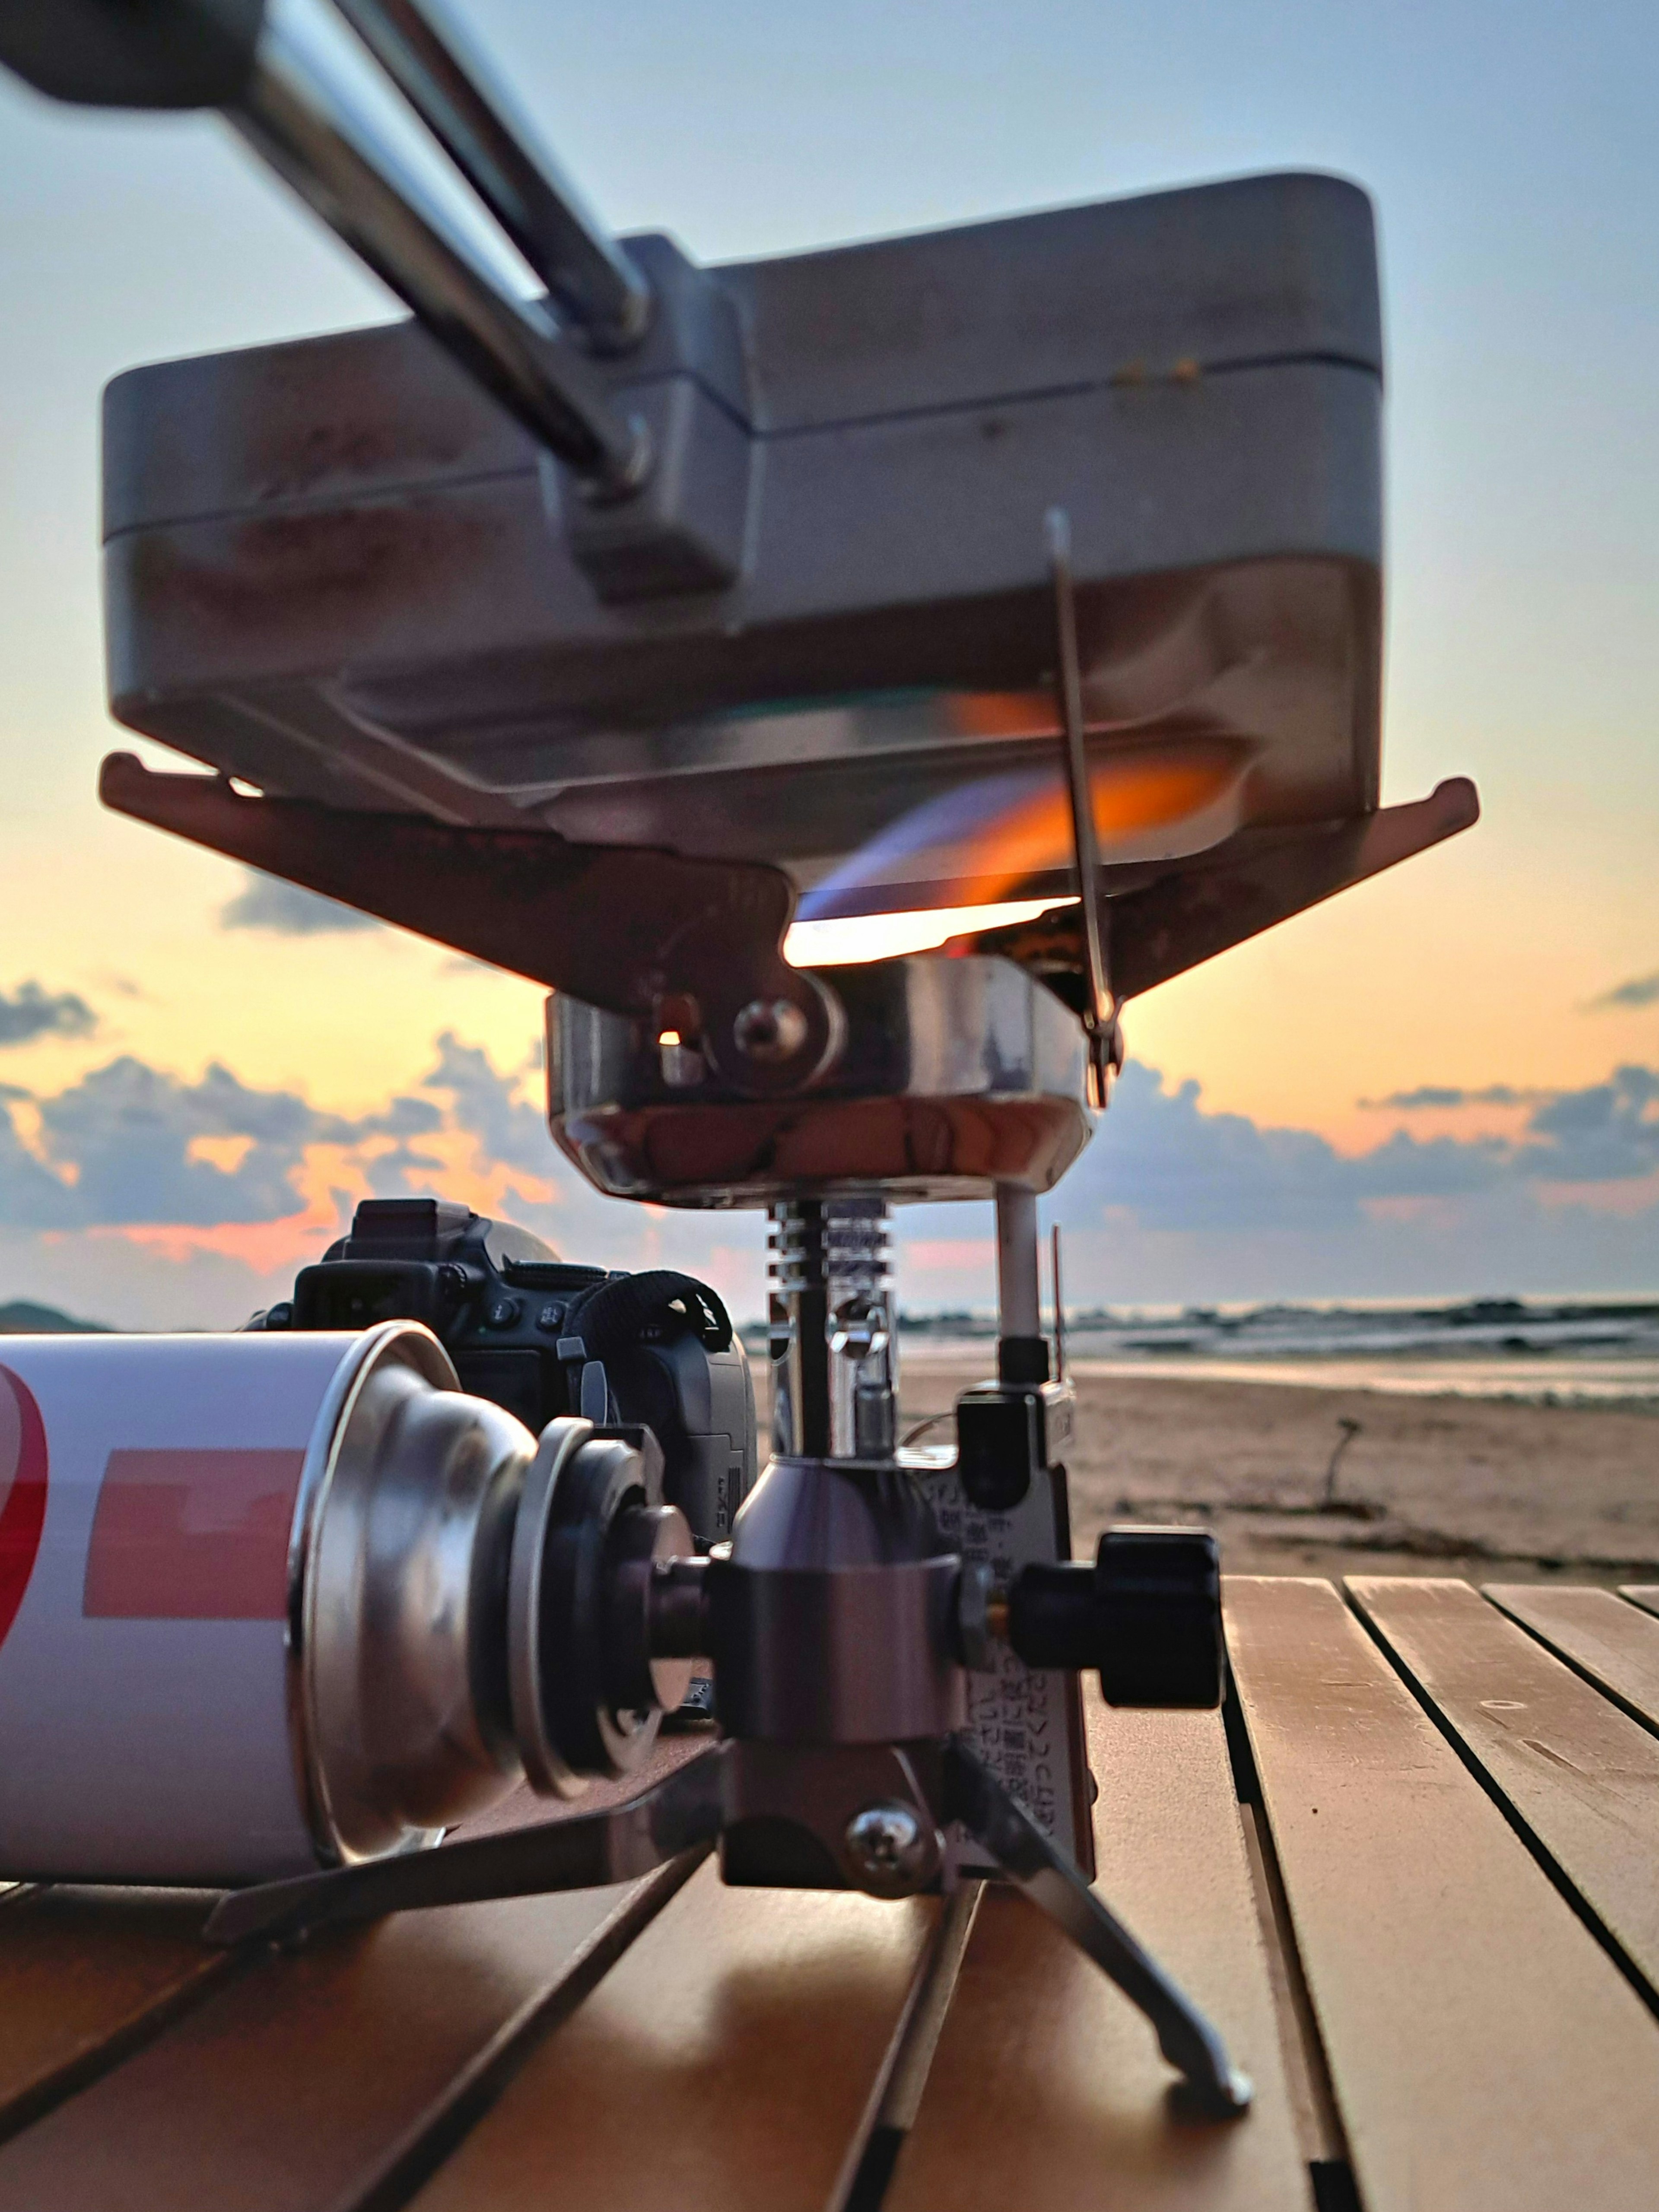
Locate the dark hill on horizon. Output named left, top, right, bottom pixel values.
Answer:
left=0, top=1299, right=109, bottom=1334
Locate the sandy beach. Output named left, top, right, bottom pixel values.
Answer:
left=760, top=1359, right=1659, bottom=1586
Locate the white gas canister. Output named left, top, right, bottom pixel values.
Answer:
left=0, top=1322, right=537, bottom=1884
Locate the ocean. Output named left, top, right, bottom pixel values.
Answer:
left=887, top=1298, right=1659, bottom=1404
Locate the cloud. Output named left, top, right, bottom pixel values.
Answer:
left=0, top=1105, right=89, bottom=1230
left=1039, top=1064, right=1512, bottom=1239
left=1516, top=1063, right=1659, bottom=1184
left=0, top=981, right=96, bottom=1047
left=32, top=1057, right=362, bottom=1225
left=0, top=1037, right=1653, bottom=1327
left=1055, top=1060, right=1659, bottom=1238
left=973, top=1057, right=1659, bottom=1307
left=0, top=1055, right=444, bottom=1232
left=420, top=1031, right=551, bottom=1174
left=0, top=1026, right=570, bottom=1256
left=219, top=871, right=382, bottom=936
left=1360, top=1082, right=1545, bottom=1109
left=1587, top=970, right=1659, bottom=1012
left=1344, top=1070, right=1659, bottom=1182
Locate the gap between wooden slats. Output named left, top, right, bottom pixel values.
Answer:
left=882, top=1689, right=1312, bottom=2212
left=1484, top=1583, right=1659, bottom=1733
left=0, top=1860, right=687, bottom=2212
left=828, top=1877, right=984, bottom=2212
left=0, top=1733, right=706, bottom=2180
left=404, top=1856, right=938, bottom=2212
left=1348, top=1577, right=1659, bottom=1997
left=1232, top=1806, right=1346, bottom=2174
left=0, top=1887, right=238, bottom=2145
left=1619, top=1585, right=1659, bottom=1622
left=1226, top=1575, right=1659, bottom=2212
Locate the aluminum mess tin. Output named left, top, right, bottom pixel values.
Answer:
left=0, top=1324, right=540, bottom=1884
left=99, top=170, right=1382, bottom=920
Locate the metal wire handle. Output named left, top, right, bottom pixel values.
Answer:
left=233, top=0, right=652, bottom=491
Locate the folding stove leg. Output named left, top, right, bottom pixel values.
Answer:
left=205, top=1742, right=732, bottom=1946
left=208, top=1729, right=1248, bottom=2121
left=943, top=1738, right=1252, bottom=2117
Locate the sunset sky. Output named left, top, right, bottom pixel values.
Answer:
left=0, top=0, right=1652, bottom=1327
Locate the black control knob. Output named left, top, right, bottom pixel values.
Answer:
left=1007, top=1526, right=1224, bottom=1708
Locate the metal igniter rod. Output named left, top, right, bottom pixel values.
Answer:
left=1051, top=1222, right=1066, bottom=1383
left=232, top=1, right=651, bottom=492
left=1046, top=506, right=1119, bottom=1108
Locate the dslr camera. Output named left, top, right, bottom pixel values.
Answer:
left=253, top=1196, right=758, bottom=1551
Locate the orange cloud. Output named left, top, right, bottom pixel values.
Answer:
left=1531, top=1170, right=1659, bottom=1218
left=905, top=1238, right=995, bottom=1270
left=100, top=1210, right=334, bottom=1274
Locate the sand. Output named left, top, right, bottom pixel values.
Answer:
left=757, top=1360, right=1659, bottom=1585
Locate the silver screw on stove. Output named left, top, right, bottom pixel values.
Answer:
left=843, top=1801, right=939, bottom=1898
left=733, top=997, right=809, bottom=1063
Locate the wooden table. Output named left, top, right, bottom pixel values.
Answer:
left=4, top=1576, right=1659, bottom=2212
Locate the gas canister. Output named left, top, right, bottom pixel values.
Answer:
left=0, top=1323, right=547, bottom=1884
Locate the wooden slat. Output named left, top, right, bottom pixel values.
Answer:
left=0, top=1869, right=680, bottom=2211
left=1485, top=1582, right=1659, bottom=1729
left=1227, top=1576, right=1659, bottom=2212
left=1620, top=1584, right=1659, bottom=1621
left=1349, top=1577, right=1659, bottom=1989
left=407, top=1858, right=937, bottom=2212
left=0, top=1887, right=232, bottom=2140
left=884, top=1692, right=1311, bottom=2211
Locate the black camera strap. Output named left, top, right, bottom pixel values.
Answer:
left=558, top=1270, right=735, bottom=1457
left=561, top=1270, right=733, bottom=1360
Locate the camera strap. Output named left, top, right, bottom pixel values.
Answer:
left=562, top=1270, right=733, bottom=1359
left=558, top=1270, right=735, bottom=1451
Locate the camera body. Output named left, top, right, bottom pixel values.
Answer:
left=254, top=1197, right=757, bottom=1549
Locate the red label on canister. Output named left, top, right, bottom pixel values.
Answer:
left=82, top=1449, right=306, bottom=1621
left=0, top=1365, right=49, bottom=1651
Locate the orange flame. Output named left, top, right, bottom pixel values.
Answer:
left=951, top=755, right=1242, bottom=902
